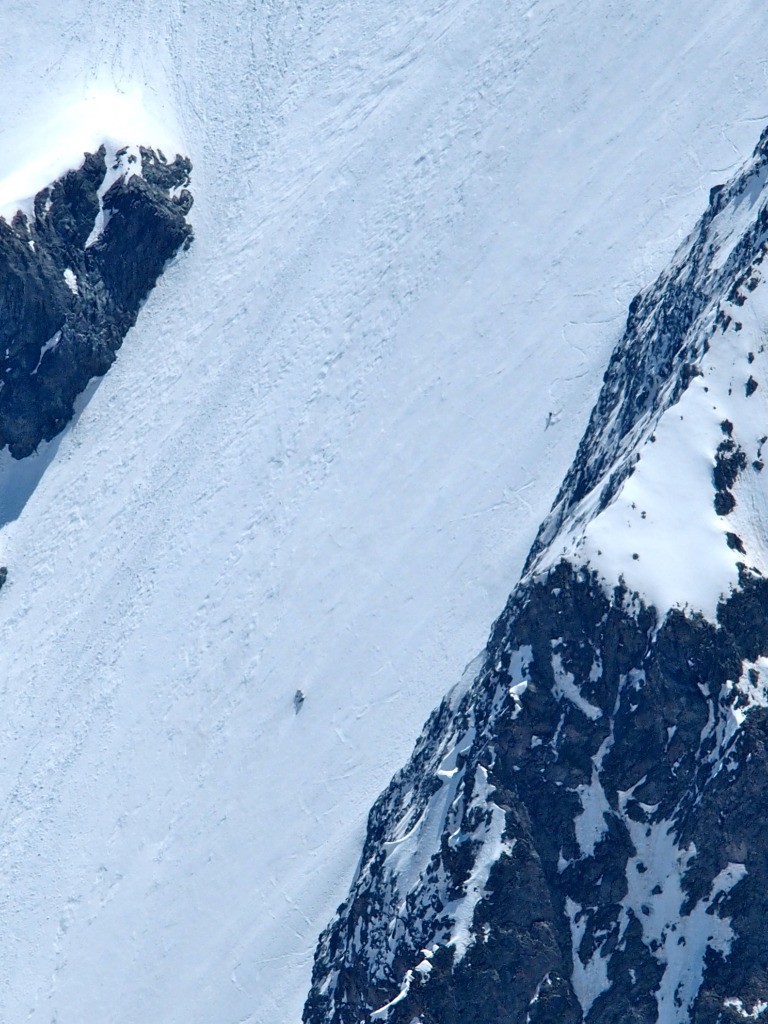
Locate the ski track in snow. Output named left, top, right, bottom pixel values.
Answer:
left=0, top=1, right=767, bottom=1021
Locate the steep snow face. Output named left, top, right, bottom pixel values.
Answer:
left=1, top=3, right=768, bottom=1024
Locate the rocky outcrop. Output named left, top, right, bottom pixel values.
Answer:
left=305, top=564, right=768, bottom=1024
left=303, top=124, right=768, bottom=1024
left=0, top=145, right=193, bottom=457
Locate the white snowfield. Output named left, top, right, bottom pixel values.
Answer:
left=1, top=1, right=768, bottom=1021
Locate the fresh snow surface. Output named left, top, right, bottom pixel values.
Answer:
left=580, top=369, right=741, bottom=619
left=1, top=2, right=768, bottom=1022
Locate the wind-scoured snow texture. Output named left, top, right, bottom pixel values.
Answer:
left=0, top=145, right=192, bottom=457
left=4, top=2, right=768, bottom=1023
left=305, top=563, right=768, bottom=1024
left=305, top=128, right=768, bottom=1024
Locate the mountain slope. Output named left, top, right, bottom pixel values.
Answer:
left=1, top=3, right=768, bottom=1023
left=304, top=124, right=768, bottom=1024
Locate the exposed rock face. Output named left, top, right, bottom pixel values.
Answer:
left=304, top=126, right=768, bottom=1023
left=0, top=145, right=193, bottom=457
left=306, top=564, right=768, bottom=1024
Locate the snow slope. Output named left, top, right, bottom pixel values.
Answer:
left=0, top=1, right=767, bottom=1021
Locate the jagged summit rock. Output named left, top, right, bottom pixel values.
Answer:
left=303, top=123, right=768, bottom=1024
left=0, top=144, right=193, bottom=457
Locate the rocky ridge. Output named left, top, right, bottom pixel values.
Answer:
left=0, top=144, right=193, bottom=457
left=303, top=125, right=768, bottom=1024
left=527, top=124, right=768, bottom=575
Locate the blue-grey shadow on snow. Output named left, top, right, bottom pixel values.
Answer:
left=0, top=377, right=102, bottom=528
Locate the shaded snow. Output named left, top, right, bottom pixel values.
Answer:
left=566, top=896, right=610, bottom=1016
left=446, top=764, right=514, bottom=963
left=552, top=650, right=602, bottom=721
left=573, top=733, right=613, bottom=858
left=619, top=787, right=746, bottom=1022
left=31, top=331, right=62, bottom=376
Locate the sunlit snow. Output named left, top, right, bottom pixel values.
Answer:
left=0, top=1, right=767, bottom=1022
left=0, top=88, right=178, bottom=222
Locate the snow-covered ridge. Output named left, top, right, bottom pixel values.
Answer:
left=526, top=124, right=768, bottom=617
left=304, top=122, right=768, bottom=1024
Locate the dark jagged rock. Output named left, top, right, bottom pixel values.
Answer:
left=305, top=566, right=768, bottom=1024
left=0, top=145, right=193, bottom=457
left=713, top=437, right=747, bottom=516
left=304, top=122, right=768, bottom=1024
